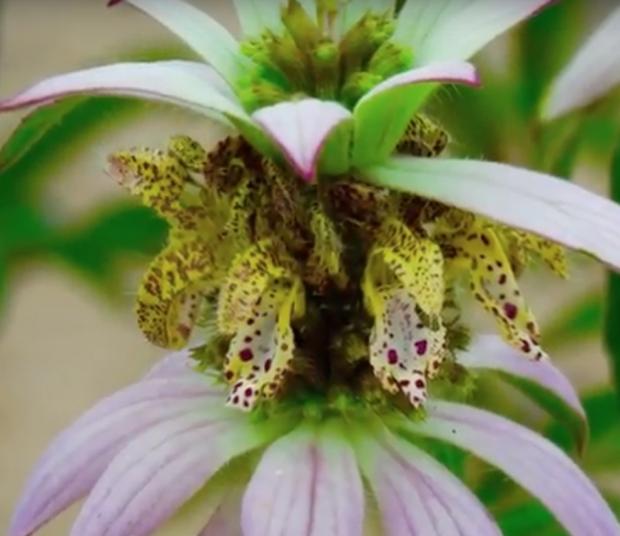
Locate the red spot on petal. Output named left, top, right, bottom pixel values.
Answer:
left=414, top=340, right=428, bottom=356
left=387, top=349, right=399, bottom=364
left=240, top=348, right=254, bottom=362
left=498, top=274, right=507, bottom=285
left=264, top=358, right=272, bottom=372
left=415, top=378, right=425, bottom=389
left=503, top=303, right=518, bottom=320
left=244, top=387, right=253, bottom=397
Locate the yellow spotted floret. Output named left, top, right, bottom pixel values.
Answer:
left=168, top=134, right=208, bottom=173
left=504, top=229, right=568, bottom=278
left=107, top=137, right=210, bottom=231
left=225, top=278, right=304, bottom=411
left=217, top=239, right=298, bottom=335
left=305, top=205, right=348, bottom=290
left=366, top=218, right=444, bottom=317
left=448, top=220, right=546, bottom=360
left=136, top=234, right=215, bottom=349
left=368, top=288, right=446, bottom=408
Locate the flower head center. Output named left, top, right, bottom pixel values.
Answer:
left=238, top=0, right=412, bottom=110
left=108, top=110, right=566, bottom=415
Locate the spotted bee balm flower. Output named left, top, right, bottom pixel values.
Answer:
left=3, top=1, right=620, bottom=535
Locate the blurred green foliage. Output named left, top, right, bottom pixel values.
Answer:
left=0, top=48, right=196, bottom=319
left=606, top=143, right=620, bottom=400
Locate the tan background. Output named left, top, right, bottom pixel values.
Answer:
left=0, top=1, right=612, bottom=535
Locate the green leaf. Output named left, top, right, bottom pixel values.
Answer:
left=498, top=372, right=588, bottom=454
left=0, top=97, right=148, bottom=199
left=495, top=500, right=566, bottom=536
left=605, top=141, right=620, bottom=400
left=0, top=203, right=53, bottom=252
left=0, top=99, right=80, bottom=173
left=545, top=389, right=620, bottom=460
left=516, top=0, right=585, bottom=119
left=49, top=202, right=167, bottom=292
left=0, top=46, right=190, bottom=198
left=0, top=252, right=7, bottom=319
left=543, top=291, right=604, bottom=350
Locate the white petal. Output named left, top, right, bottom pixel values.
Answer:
left=233, top=0, right=283, bottom=37
left=403, top=401, right=620, bottom=536
left=117, top=0, right=247, bottom=84
left=543, top=6, right=620, bottom=120
left=241, top=424, right=364, bottom=536
left=363, top=156, right=620, bottom=270
left=253, top=98, right=352, bottom=181
left=458, top=335, right=585, bottom=420
left=396, top=0, right=553, bottom=65
left=352, top=61, right=479, bottom=168
left=0, top=61, right=249, bottom=126
left=355, top=426, right=500, bottom=536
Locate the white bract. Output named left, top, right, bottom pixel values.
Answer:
left=544, top=5, right=620, bottom=120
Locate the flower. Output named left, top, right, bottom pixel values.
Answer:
left=543, top=5, right=620, bottom=120
left=4, top=0, right=620, bottom=534
left=8, top=337, right=619, bottom=536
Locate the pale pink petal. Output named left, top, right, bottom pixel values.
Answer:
left=71, top=412, right=264, bottom=536
left=352, top=61, right=479, bottom=168
left=113, top=0, right=247, bottom=83
left=253, top=99, right=352, bottom=181
left=458, top=334, right=585, bottom=419
left=543, top=6, right=620, bottom=120
left=396, top=0, right=553, bottom=65
left=143, top=350, right=198, bottom=380
left=363, top=156, right=620, bottom=270
left=404, top=401, right=620, bottom=536
left=72, top=375, right=221, bottom=430
left=0, top=61, right=249, bottom=125
left=359, top=61, right=480, bottom=102
left=8, top=376, right=218, bottom=536
left=355, top=426, right=499, bottom=535
left=199, top=485, right=243, bottom=536
left=242, top=425, right=364, bottom=536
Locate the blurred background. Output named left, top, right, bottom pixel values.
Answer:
left=1, top=1, right=619, bottom=534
